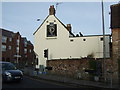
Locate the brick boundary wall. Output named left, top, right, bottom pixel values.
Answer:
left=46, top=58, right=112, bottom=81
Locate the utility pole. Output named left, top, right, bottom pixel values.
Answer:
left=101, top=0, right=106, bottom=82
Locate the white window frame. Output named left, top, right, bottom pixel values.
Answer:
left=2, top=45, right=6, bottom=51
left=9, top=38, right=12, bottom=42
left=2, top=36, right=7, bottom=43
left=17, top=39, right=20, bottom=46
left=24, top=48, right=27, bottom=54
left=24, top=40, right=27, bottom=47
left=16, top=47, right=19, bottom=53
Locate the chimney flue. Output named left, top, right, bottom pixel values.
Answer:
left=66, top=24, right=72, bottom=31
left=49, top=5, right=55, bottom=15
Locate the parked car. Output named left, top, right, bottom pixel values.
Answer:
left=1, top=61, right=23, bottom=82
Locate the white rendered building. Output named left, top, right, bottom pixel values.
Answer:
left=33, top=5, right=111, bottom=68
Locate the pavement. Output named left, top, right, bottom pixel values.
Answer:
left=27, top=73, right=120, bottom=89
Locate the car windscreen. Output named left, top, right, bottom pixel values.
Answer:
left=2, top=63, right=17, bottom=70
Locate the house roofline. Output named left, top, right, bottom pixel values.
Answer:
left=33, top=15, right=49, bottom=35
left=33, top=15, right=71, bottom=35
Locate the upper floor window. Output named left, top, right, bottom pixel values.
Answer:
left=24, top=48, right=27, bottom=54
left=2, top=45, right=6, bottom=51
left=17, top=39, right=20, bottom=46
left=16, top=47, right=19, bottom=53
left=9, top=38, right=12, bottom=42
left=29, top=49, right=32, bottom=53
left=47, top=22, right=57, bottom=37
left=2, top=36, right=7, bottom=43
left=24, top=40, right=27, bottom=47
left=9, top=46, right=11, bottom=50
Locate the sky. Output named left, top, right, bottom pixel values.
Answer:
left=1, top=1, right=119, bottom=44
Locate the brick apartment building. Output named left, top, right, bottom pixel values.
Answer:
left=0, top=28, right=36, bottom=68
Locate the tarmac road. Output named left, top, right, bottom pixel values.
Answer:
left=2, top=76, right=117, bottom=90
left=2, top=76, right=74, bottom=89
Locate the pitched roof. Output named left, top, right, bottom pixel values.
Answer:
left=33, top=15, right=49, bottom=35
left=33, top=15, right=74, bottom=37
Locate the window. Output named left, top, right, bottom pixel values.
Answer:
left=70, top=39, right=74, bottom=42
left=24, top=40, right=27, bottom=47
left=2, top=63, right=16, bottom=70
left=29, top=49, right=32, bottom=53
left=2, top=36, right=7, bottom=43
left=47, top=22, right=57, bottom=37
left=24, top=48, right=27, bottom=54
left=36, top=58, right=38, bottom=65
left=2, top=45, right=6, bottom=51
left=9, top=38, right=12, bottom=42
left=9, top=46, right=11, bottom=50
left=100, top=37, right=103, bottom=41
left=16, top=47, right=19, bottom=53
left=17, top=39, right=20, bottom=45
left=50, top=22, right=54, bottom=26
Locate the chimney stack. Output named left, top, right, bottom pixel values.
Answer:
left=49, top=5, right=55, bottom=15
left=66, top=24, right=72, bottom=31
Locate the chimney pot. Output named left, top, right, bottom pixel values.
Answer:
left=49, top=5, right=55, bottom=15
left=66, top=24, right=72, bottom=31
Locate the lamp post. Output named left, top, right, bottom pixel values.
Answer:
left=101, top=0, right=106, bottom=82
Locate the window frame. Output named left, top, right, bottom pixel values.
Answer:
left=2, top=45, right=6, bottom=51
left=2, top=36, right=7, bottom=43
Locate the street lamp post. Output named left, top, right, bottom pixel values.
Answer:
left=101, top=0, right=106, bottom=82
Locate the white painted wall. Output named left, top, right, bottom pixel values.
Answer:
left=34, top=15, right=111, bottom=68
left=68, top=36, right=110, bottom=59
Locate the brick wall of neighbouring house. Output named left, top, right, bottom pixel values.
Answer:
left=46, top=58, right=112, bottom=80
left=47, top=59, right=89, bottom=79
left=112, top=28, right=120, bottom=83
left=110, top=3, right=120, bottom=83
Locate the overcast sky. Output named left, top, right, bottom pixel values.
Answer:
left=1, top=1, right=119, bottom=43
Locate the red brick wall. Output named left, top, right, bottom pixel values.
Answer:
left=112, top=28, right=120, bottom=83
left=47, top=58, right=112, bottom=80
left=1, top=29, right=36, bottom=67
left=111, top=3, right=120, bottom=83
left=47, top=59, right=89, bottom=77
